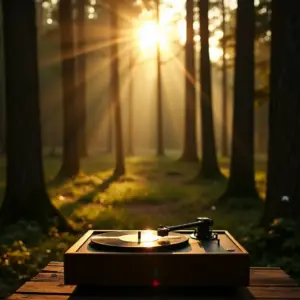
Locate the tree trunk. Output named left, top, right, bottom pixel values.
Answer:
left=220, top=0, right=258, bottom=199
left=127, top=27, right=134, bottom=156
left=56, top=0, right=80, bottom=180
left=198, top=0, right=222, bottom=179
left=0, top=0, right=70, bottom=232
left=76, top=0, right=88, bottom=157
left=110, top=2, right=125, bottom=176
left=0, top=6, right=5, bottom=155
left=179, top=0, right=198, bottom=162
left=107, top=14, right=114, bottom=154
left=156, top=0, right=164, bottom=156
left=107, top=101, right=113, bottom=153
left=261, top=1, right=300, bottom=226
left=221, top=0, right=228, bottom=157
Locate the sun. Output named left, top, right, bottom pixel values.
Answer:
left=137, top=20, right=168, bottom=55
left=135, top=3, right=224, bottom=63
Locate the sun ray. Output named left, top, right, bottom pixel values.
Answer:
left=39, top=33, right=133, bottom=70
left=166, top=47, right=196, bottom=85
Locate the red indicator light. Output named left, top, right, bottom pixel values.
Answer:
left=152, top=279, right=160, bottom=287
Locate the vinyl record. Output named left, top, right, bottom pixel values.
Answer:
left=89, top=230, right=189, bottom=252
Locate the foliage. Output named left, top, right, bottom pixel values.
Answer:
left=0, top=220, right=78, bottom=298
left=240, top=218, right=300, bottom=280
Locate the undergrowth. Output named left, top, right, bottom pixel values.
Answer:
left=240, top=218, right=300, bottom=281
left=0, top=220, right=79, bottom=298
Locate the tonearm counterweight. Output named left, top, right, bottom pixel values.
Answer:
left=157, top=217, right=220, bottom=244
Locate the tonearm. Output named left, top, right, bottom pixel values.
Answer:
left=157, top=217, right=220, bottom=244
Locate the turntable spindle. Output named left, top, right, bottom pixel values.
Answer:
left=138, top=231, right=141, bottom=243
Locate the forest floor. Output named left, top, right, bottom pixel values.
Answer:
left=0, top=153, right=267, bottom=232
left=0, top=153, right=269, bottom=297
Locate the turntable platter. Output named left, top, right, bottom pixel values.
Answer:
left=90, top=230, right=189, bottom=251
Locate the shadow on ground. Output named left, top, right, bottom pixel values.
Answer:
left=59, top=173, right=121, bottom=216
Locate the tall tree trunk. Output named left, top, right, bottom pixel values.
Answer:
left=179, top=0, right=198, bottom=162
left=107, top=14, right=113, bottom=154
left=107, top=102, right=113, bottom=153
left=110, top=2, right=125, bottom=176
left=198, top=0, right=222, bottom=179
left=0, top=0, right=70, bottom=231
left=220, top=0, right=258, bottom=199
left=261, top=1, right=300, bottom=226
left=156, top=0, right=164, bottom=156
left=76, top=0, right=88, bottom=157
left=0, top=5, right=5, bottom=155
left=221, top=0, right=228, bottom=157
left=127, top=26, right=134, bottom=156
left=56, top=0, right=80, bottom=180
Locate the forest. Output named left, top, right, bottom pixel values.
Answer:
left=1, top=0, right=300, bottom=297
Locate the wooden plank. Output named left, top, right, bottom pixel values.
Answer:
left=42, top=262, right=63, bottom=273
left=32, top=272, right=64, bottom=282
left=250, top=268, right=298, bottom=286
left=8, top=295, right=68, bottom=300
left=16, top=281, right=76, bottom=295
left=244, top=286, right=300, bottom=299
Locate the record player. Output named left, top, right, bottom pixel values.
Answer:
left=64, top=217, right=250, bottom=287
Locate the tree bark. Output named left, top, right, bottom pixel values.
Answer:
left=0, top=6, right=5, bottom=155
left=0, top=0, right=70, bottom=232
left=127, top=27, right=134, bottom=156
left=76, top=0, right=88, bottom=157
left=56, top=0, right=80, bottom=180
left=110, top=1, right=125, bottom=176
left=221, top=0, right=228, bottom=157
left=261, top=1, right=300, bottom=226
left=220, top=0, right=258, bottom=198
left=156, top=0, right=164, bottom=156
left=179, top=0, right=198, bottom=162
left=198, top=0, right=222, bottom=179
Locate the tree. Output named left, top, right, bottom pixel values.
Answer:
left=0, top=0, right=70, bottom=231
left=261, top=0, right=300, bottom=226
left=76, top=0, right=88, bottom=157
left=127, top=24, right=134, bottom=156
left=179, top=0, right=198, bottom=162
left=110, top=0, right=125, bottom=176
left=220, top=0, right=228, bottom=157
left=56, top=0, right=80, bottom=179
left=156, top=0, right=164, bottom=156
left=198, top=0, right=222, bottom=179
left=0, top=6, right=5, bottom=155
left=220, top=0, right=258, bottom=199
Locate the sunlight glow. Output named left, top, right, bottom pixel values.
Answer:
left=137, top=20, right=168, bottom=55
left=209, top=36, right=223, bottom=63
left=39, top=0, right=262, bottom=64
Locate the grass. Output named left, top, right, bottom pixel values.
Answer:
left=45, top=154, right=265, bottom=234
left=0, top=152, right=267, bottom=297
left=0, top=153, right=267, bottom=234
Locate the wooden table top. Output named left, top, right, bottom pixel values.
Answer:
left=7, top=261, right=300, bottom=300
